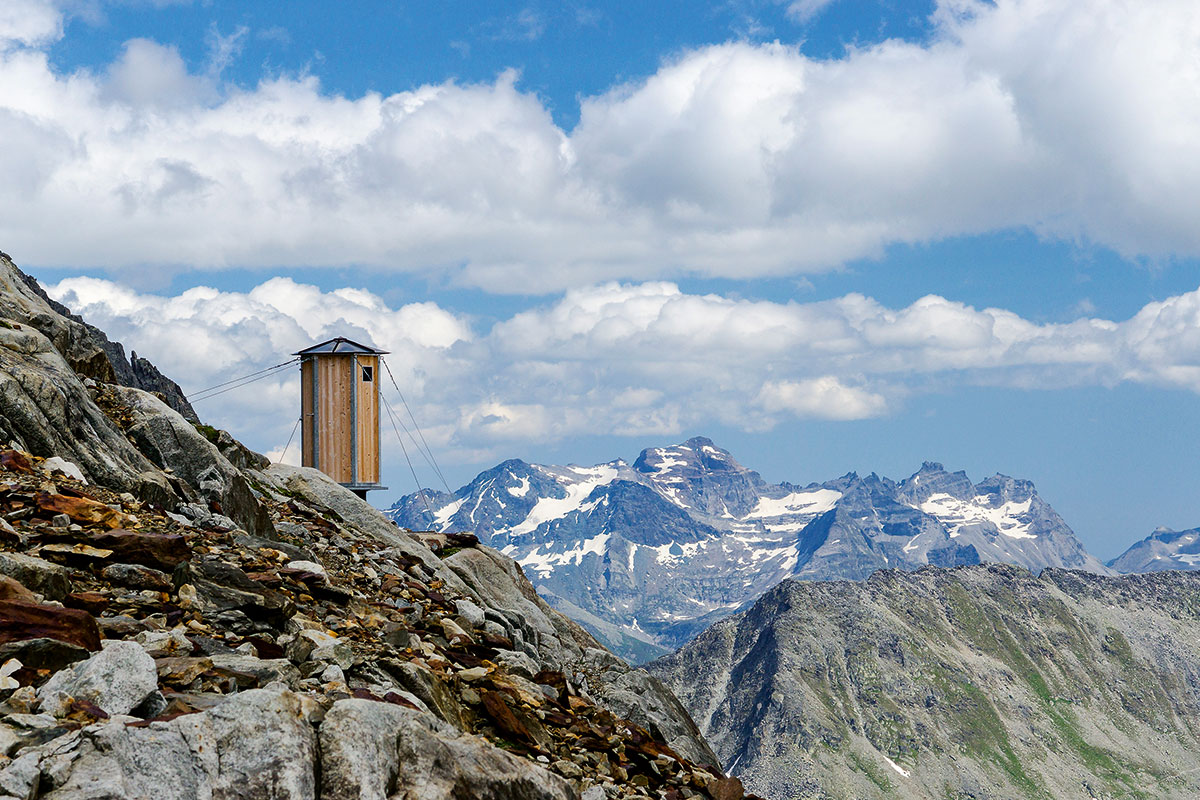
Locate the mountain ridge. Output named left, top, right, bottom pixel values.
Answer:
left=648, top=563, right=1200, bottom=799
left=388, top=438, right=1110, bottom=662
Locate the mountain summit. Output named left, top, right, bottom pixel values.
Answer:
left=388, top=440, right=1108, bottom=661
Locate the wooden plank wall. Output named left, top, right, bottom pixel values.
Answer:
left=300, top=359, right=314, bottom=468
left=356, top=356, right=380, bottom=484
left=317, top=356, right=354, bottom=483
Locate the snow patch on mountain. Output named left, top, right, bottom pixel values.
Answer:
left=510, top=464, right=618, bottom=535
left=918, top=493, right=1035, bottom=539
left=519, top=532, right=611, bottom=579
left=747, top=489, right=841, bottom=521
left=433, top=498, right=464, bottom=526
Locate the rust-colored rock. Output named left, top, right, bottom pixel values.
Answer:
left=0, top=450, right=33, bottom=474
left=0, top=599, right=101, bottom=651
left=0, top=637, right=90, bottom=673
left=64, top=697, right=110, bottom=724
left=156, top=656, right=213, bottom=685
left=65, top=591, right=112, bottom=615
left=91, top=529, right=189, bottom=570
left=0, top=574, right=36, bottom=603
left=38, top=542, right=113, bottom=565
left=708, top=776, right=745, bottom=800
left=481, top=688, right=535, bottom=744
left=35, top=491, right=123, bottom=529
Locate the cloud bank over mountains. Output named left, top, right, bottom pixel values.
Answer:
left=47, top=277, right=1200, bottom=459
left=2, top=0, right=1200, bottom=289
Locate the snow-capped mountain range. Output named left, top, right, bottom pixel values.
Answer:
left=387, top=436, right=1109, bottom=662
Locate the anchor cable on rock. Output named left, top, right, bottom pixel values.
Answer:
left=277, top=415, right=302, bottom=465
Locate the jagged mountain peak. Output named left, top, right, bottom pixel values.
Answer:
left=631, top=437, right=767, bottom=519
left=975, top=472, right=1037, bottom=503
left=896, top=461, right=974, bottom=505
left=840, top=471, right=898, bottom=502
left=1109, top=525, right=1200, bottom=573
left=633, top=436, right=741, bottom=474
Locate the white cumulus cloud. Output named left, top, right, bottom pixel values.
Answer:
left=0, top=0, right=1197, bottom=288
left=0, top=0, right=62, bottom=49
left=44, top=277, right=1200, bottom=480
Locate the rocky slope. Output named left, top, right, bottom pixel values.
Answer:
left=1108, top=526, right=1200, bottom=573
left=389, top=442, right=1107, bottom=662
left=649, top=564, right=1200, bottom=800
left=0, top=251, right=745, bottom=800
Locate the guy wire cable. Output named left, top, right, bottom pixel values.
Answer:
left=379, top=357, right=454, bottom=495
left=381, top=395, right=437, bottom=522
left=276, top=416, right=302, bottom=465
left=191, top=358, right=300, bottom=403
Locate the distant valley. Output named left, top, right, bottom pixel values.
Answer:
left=384, top=437, right=1177, bottom=663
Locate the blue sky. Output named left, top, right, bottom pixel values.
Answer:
left=3, top=0, right=1200, bottom=559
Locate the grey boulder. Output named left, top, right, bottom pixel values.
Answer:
left=0, top=552, right=70, bottom=602
left=38, top=640, right=158, bottom=718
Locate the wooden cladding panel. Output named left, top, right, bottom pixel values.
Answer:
left=300, top=359, right=315, bottom=468
left=355, top=355, right=380, bottom=484
left=300, top=353, right=383, bottom=487
left=316, top=356, right=354, bottom=483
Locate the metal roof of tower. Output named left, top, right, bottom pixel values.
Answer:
left=293, top=336, right=389, bottom=356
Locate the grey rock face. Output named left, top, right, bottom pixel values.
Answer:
left=1108, top=526, right=1200, bottom=573
left=38, top=640, right=158, bottom=718
left=39, top=724, right=204, bottom=800
left=389, top=443, right=1108, bottom=662
left=0, top=320, right=159, bottom=493
left=177, top=687, right=317, bottom=800
left=320, top=699, right=410, bottom=800
left=321, top=698, right=575, bottom=800
left=650, top=565, right=1200, bottom=800
left=5, top=252, right=196, bottom=422
left=24, top=687, right=317, bottom=800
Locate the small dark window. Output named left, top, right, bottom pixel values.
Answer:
left=361, top=365, right=374, bottom=382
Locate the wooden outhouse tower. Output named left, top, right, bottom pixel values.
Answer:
left=296, top=337, right=388, bottom=499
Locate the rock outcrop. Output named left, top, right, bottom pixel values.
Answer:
left=4, top=252, right=197, bottom=422
left=0, top=252, right=738, bottom=799
left=650, top=564, right=1200, bottom=800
